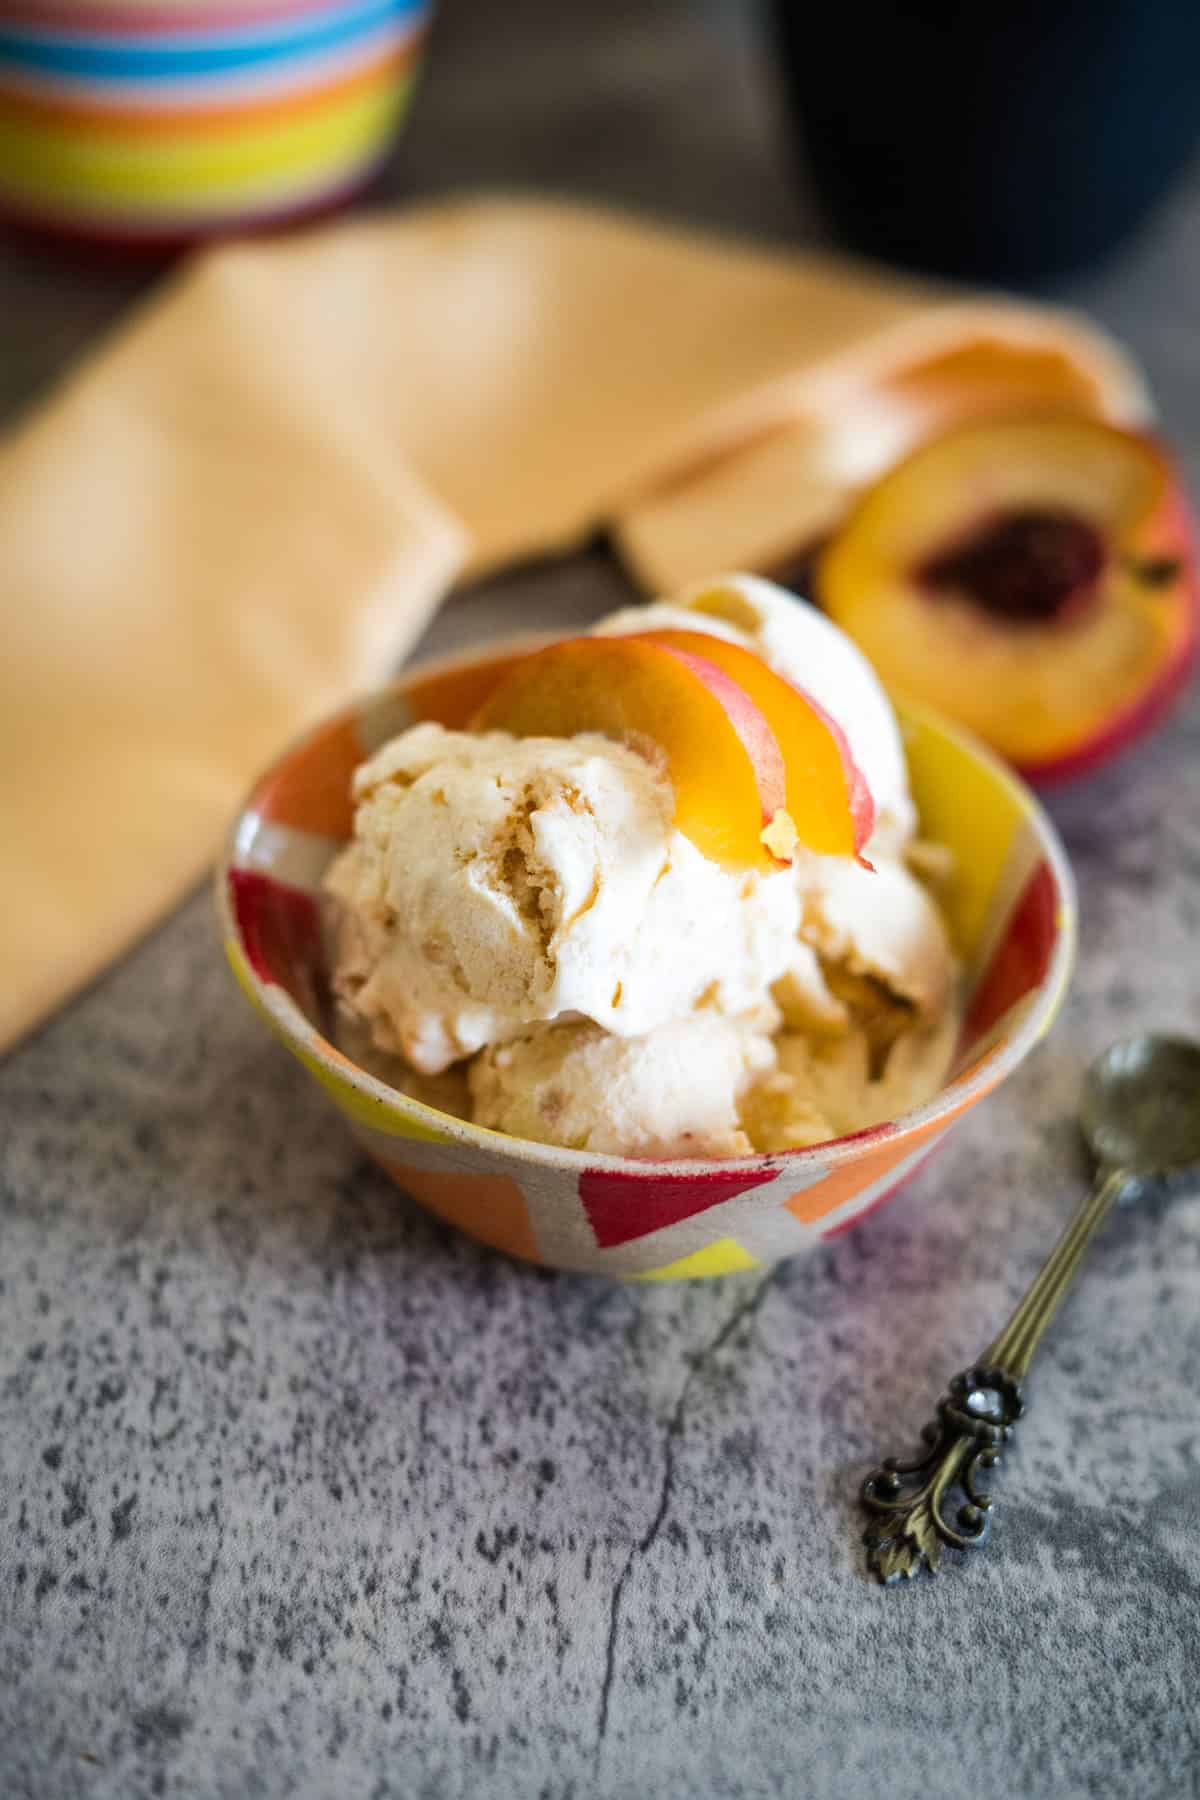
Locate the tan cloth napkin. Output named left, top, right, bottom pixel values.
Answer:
left=0, top=194, right=1150, bottom=1055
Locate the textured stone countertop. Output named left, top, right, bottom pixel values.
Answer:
left=3, top=3, right=1200, bottom=1796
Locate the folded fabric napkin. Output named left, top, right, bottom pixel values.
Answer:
left=0, top=194, right=1150, bottom=1055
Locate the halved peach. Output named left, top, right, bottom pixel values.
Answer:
left=472, top=635, right=790, bottom=870
left=816, top=418, right=1199, bottom=780
left=633, top=627, right=874, bottom=861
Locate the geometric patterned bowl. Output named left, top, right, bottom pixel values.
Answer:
left=217, top=641, right=1076, bottom=1280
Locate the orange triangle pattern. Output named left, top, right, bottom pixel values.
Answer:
left=255, top=708, right=364, bottom=840
left=378, top=1159, right=541, bottom=1265
left=785, top=1079, right=992, bottom=1227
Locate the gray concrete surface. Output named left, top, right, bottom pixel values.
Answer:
left=3, top=3, right=1200, bottom=1795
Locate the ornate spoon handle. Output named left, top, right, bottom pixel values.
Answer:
left=862, top=1166, right=1128, bottom=1583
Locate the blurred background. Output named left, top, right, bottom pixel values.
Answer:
left=4, top=0, right=1200, bottom=470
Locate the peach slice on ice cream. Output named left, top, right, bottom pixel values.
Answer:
left=816, top=418, right=1198, bottom=781
left=472, top=635, right=793, bottom=870
left=634, top=627, right=874, bottom=861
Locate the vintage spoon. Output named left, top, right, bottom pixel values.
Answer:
left=862, top=1034, right=1200, bottom=1584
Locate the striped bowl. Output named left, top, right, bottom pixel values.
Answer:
left=217, top=641, right=1077, bottom=1281
left=0, top=0, right=431, bottom=246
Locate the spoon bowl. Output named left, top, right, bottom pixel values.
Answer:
left=1081, top=1034, right=1200, bottom=1179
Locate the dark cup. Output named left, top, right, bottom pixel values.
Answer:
left=769, top=0, right=1200, bottom=282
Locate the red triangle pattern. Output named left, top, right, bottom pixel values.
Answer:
left=229, top=867, right=324, bottom=1020
left=579, top=1164, right=779, bottom=1249
left=960, top=858, right=1058, bottom=1051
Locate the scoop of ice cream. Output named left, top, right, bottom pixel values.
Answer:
left=741, top=1006, right=958, bottom=1154
left=469, top=1010, right=777, bottom=1160
left=324, top=721, right=800, bottom=1074
left=325, top=577, right=959, bottom=1159
left=791, top=852, right=955, bottom=1022
left=595, top=573, right=916, bottom=853
left=329, top=1010, right=473, bottom=1117
left=744, top=852, right=958, bottom=1154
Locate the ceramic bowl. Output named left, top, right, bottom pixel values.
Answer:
left=0, top=0, right=431, bottom=246
left=217, top=640, right=1076, bottom=1281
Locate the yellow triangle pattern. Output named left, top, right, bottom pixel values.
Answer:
left=629, top=1237, right=760, bottom=1282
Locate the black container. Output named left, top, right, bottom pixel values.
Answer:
left=769, top=0, right=1200, bottom=283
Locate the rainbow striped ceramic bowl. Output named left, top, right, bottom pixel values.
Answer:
left=0, top=0, right=430, bottom=246
left=217, top=641, right=1077, bottom=1281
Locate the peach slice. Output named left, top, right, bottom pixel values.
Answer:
left=633, top=628, right=874, bottom=861
left=816, top=418, right=1198, bottom=781
left=405, top=649, right=529, bottom=730
left=472, top=635, right=791, bottom=870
